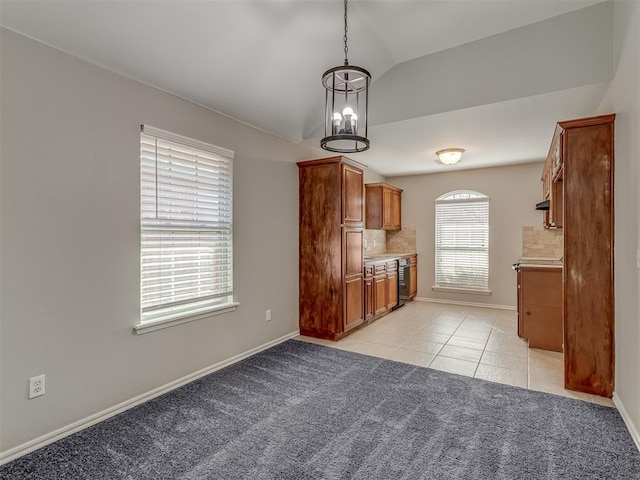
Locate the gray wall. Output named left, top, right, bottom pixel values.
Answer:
left=2, top=0, right=639, bottom=456
left=0, top=28, right=322, bottom=452
left=597, top=0, right=640, bottom=448
left=390, top=162, right=544, bottom=308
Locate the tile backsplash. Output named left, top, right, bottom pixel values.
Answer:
left=522, top=226, right=563, bottom=258
left=387, top=226, right=417, bottom=253
left=363, top=229, right=386, bottom=254
left=364, top=226, right=417, bottom=254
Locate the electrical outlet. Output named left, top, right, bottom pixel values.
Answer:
left=266, top=309, right=272, bottom=321
left=29, top=375, right=45, bottom=399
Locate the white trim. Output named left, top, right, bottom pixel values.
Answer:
left=141, top=124, right=234, bottom=158
left=432, top=286, right=492, bottom=295
left=414, top=296, right=516, bottom=311
left=0, top=330, right=300, bottom=465
left=435, top=190, right=490, bottom=202
left=613, top=393, right=640, bottom=452
left=134, top=302, right=240, bottom=334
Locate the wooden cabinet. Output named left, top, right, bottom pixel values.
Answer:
left=386, top=262, right=398, bottom=310
left=518, top=266, right=563, bottom=352
left=408, top=254, right=417, bottom=299
left=548, top=179, right=563, bottom=228
left=343, top=228, right=364, bottom=332
left=298, top=156, right=365, bottom=340
left=559, top=114, right=615, bottom=397
left=365, top=183, right=402, bottom=230
left=373, top=275, right=387, bottom=316
left=541, top=133, right=564, bottom=230
left=365, top=259, right=399, bottom=319
left=364, top=277, right=374, bottom=320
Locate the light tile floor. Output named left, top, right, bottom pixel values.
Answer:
left=296, top=300, right=614, bottom=407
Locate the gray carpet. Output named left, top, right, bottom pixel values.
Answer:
left=1, top=340, right=639, bottom=479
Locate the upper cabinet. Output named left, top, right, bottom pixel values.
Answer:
left=365, top=183, right=402, bottom=230
left=542, top=127, right=564, bottom=229
left=343, top=164, right=364, bottom=226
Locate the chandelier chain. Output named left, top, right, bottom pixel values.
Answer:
left=343, top=0, right=349, bottom=64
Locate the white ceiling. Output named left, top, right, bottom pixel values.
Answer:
left=0, top=0, right=611, bottom=176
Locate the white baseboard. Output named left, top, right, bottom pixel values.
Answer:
left=0, top=330, right=300, bottom=465
left=414, top=296, right=516, bottom=311
left=613, top=393, right=640, bottom=452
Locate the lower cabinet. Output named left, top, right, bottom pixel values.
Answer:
left=386, top=269, right=398, bottom=310
left=409, top=254, right=417, bottom=299
left=374, top=275, right=387, bottom=316
left=518, top=266, right=563, bottom=352
left=365, top=260, right=398, bottom=320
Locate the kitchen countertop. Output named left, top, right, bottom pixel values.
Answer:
left=517, top=256, right=563, bottom=268
left=364, top=252, right=416, bottom=264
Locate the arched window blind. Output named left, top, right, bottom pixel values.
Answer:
left=435, top=190, right=489, bottom=291
left=140, top=125, right=234, bottom=324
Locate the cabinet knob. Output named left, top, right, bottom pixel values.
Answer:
left=525, top=310, right=531, bottom=316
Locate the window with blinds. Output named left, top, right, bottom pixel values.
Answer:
left=140, top=125, right=234, bottom=324
left=435, top=190, right=489, bottom=291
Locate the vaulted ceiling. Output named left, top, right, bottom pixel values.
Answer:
left=0, top=0, right=613, bottom=176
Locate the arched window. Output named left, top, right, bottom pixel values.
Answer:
left=434, top=190, right=489, bottom=291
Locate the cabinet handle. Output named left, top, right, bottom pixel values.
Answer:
left=525, top=310, right=531, bottom=316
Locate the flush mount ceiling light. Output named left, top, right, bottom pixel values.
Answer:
left=436, top=148, right=465, bottom=165
left=321, top=0, right=371, bottom=153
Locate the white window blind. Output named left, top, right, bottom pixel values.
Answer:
left=140, top=125, right=234, bottom=324
left=435, top=190, right=489, bottom=291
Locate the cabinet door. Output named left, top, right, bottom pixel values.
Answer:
left=382, top=188, right=393, bottom=229
left=409, top=264, right=417, bottom=298
left=343, top=228, right=363, bottom=277
left=374, top=276, right=387, bottom=315
left=344, top=276, right=364, bottom=332
left=390, top=190, right=401, bottom=230
left=549, top=180, right=563, bottom=228
left=364, top=277, right=374, bottom=320
left=387, top=272, right=398, bottom=309
left=343, top=227, right=363, bottom=331
left=342, top=164, right=364, bottom=226
left=522, top=304, right=563, bottom=352
left=517, top=269, right=523, bottom=337
left=520, top=268, right=562, bottom=352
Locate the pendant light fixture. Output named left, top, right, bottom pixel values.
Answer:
left=321, top=0, right=371, bottom=153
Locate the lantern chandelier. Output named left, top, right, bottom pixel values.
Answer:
left=321, top=0, right=371, bottom=153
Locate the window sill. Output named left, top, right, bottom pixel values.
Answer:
left=432, top=286, right=491, bottom=296
left=133, top=302, right=240, bottom=335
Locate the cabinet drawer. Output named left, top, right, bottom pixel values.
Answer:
left=374, top=264, right=386, bottom=275
left=520, top=268, right=562, bottom=306
left=364, top=266, right=373, bottom=277
left=386, top=261, right=397, bottom=272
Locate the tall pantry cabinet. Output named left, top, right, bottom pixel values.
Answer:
left=298, top=156, right=365, bottom=340
left=560, top=114, right=615, bottom=397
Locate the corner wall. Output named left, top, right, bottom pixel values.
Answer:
left=0, top=28, right=322, bottom=453
left=390, top=162, right=544, bottom=308
left=598, top=0, right=640, bottom=448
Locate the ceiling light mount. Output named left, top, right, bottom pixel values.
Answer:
left=321, top=0, right=370, bottom=153
left=436, top=148, right=465, bottom=165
